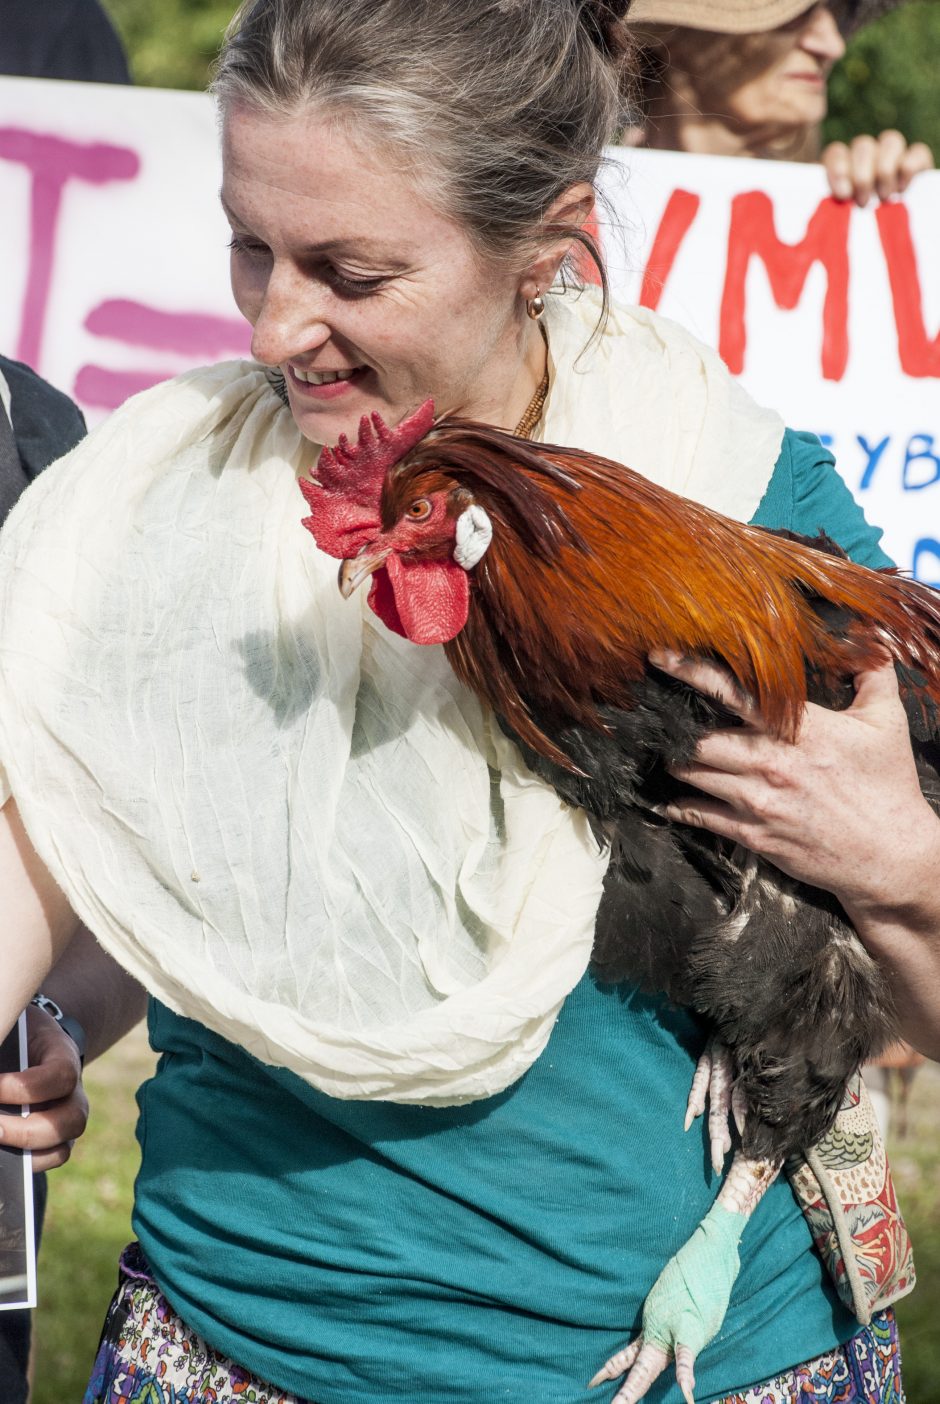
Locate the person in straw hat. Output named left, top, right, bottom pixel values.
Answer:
left=625, top=0, right=934, bottom=203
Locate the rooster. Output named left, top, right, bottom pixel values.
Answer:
left=299, top=404, right=938, bottom=1403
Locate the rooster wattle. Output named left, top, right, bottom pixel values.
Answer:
left=299, top=404, right=935, bottom=1403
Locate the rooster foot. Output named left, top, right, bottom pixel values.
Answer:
left=589, top=1339, right=696, bottom=1404
left=588, top=1201, right=748, bottom=1404
left=684, top=1037, right=747, bottom=1175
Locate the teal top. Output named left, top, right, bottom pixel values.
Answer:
left=133, top=429, right=891, bottom=1404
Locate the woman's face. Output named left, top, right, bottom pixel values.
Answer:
left=221, top=103, right=528, bottom=446
left=720, top=5, right=846, bottom=134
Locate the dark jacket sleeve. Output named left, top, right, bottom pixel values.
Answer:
left=0, top=0, right=131, bottom=85
left=0, top=356, right=87, bottom=482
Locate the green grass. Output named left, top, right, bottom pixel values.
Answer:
left=885, top=1063, right=940, bottom=1404
left=32, top=1027, right=155, bottom=1401
left=31, top=1040, right=940, bottom=1402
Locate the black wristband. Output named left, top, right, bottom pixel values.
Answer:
left=30, top=994, right=87, bottom=1066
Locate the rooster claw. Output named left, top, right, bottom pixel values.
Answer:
left=685, top=1038, right=736, bottom=1174
left=588, top=1338, right=696, bottom=1404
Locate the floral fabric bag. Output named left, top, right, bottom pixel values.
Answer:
left=788, top=1072, right=915, bottom=1324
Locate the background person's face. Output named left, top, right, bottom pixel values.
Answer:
left=721, top=5, right=846, bottom=133
left=221, top=103, right=526, bottom=446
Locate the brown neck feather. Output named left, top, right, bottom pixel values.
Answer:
left=400, top=425, right=940, bottom=770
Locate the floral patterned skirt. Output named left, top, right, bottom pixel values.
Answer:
left=718, top=1309, right=904, bottom=1403
left=83, top=1244, right=315, bottom=1404
left=83, top=1243, right=904, bottom=1404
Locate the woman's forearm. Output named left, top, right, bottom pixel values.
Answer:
left=841, top=816, right=940, bottom=1062
left=42, top=924, right=147, bottom=1062
left=0, top=799, right=79, bottom=1042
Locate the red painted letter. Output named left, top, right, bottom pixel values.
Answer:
left=719, top=193, right=852, bottom=381
left=76, top=300, right=252, bottom=409
left=0, top=128, right=139, bottom=370
left=639, top=190, right=701, bottom=311
left=875, top=202, right=940, bottom=379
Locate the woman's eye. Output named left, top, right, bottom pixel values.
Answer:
left=407, top=499, right=432, bottom=521
left=326, top=267, right=388, bottom=297
left=228, top=235, right=270, bottom=260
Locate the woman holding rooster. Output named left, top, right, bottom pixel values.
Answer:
left=0, top=2, right=937, bottom=1402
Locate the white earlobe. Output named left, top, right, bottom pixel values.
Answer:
left=454, top=505, right=493, bottom=571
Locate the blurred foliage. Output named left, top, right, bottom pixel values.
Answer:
left=824, top=1, right=940, bottom=161
left=103, top=0, right=236, bottom=91
left=102, top=0, right=940, bottom=164
left=103, top=0, right=940, bottom=160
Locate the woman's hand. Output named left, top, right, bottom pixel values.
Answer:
left=0, top=1002, right=89, bottom=1171
left=648, top=652, right=933, bottom=906
left=823, top=129, right=934, bottom=206
left=649, top=651, right=940, bottom=1057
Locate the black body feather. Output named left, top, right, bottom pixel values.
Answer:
left=495, top=528, right=936, bottom=1164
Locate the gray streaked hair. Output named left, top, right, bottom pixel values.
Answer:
left=212, top=0, right=636, bottom=290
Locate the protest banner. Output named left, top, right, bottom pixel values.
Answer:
left=0, top=76, right=247, bottom=418
left=0, top=77, right=937, bottom=574
left=600, top=148, right=940, bottom=582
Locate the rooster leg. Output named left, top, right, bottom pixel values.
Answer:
left=717, top=1149, right=781, bottom=1215
left=684, top=1037, right=735, bottom=1175
left=589, top=1153, right=781, bottom=1404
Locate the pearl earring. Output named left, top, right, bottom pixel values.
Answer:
left=526, top=287, right=546, bottom=320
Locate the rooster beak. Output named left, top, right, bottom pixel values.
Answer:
left=338, top=547, right=390, bottom=599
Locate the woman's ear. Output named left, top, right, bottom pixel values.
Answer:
left=519, top=182, right=597, bottom=301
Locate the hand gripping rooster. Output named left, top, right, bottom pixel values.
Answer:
left=299, top=404, right=938, bottom=1404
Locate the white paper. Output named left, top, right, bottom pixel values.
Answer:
left=0, top=1013, right=36, bottom=1311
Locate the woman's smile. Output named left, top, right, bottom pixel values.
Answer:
left=287, top=363, right=370, bottom=399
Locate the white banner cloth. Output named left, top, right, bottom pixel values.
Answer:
left=1, top=77, right=938, bottom=569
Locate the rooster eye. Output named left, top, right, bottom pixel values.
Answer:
left=407, top=498, right=432, bottom=521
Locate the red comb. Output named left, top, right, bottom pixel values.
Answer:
left=312, top=399, right=435, bottom=499
left=299, top=399, right=435, bottom=559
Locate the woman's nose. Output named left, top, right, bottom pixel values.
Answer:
left=801, top=6, right=847, bottom=63
left=249, top=262, right=330, bottom=367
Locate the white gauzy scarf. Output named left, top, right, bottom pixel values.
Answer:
left=0, top=292, right=783, bottom=1104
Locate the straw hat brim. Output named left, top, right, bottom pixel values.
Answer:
left=626, top=0, right=904, bottom=35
